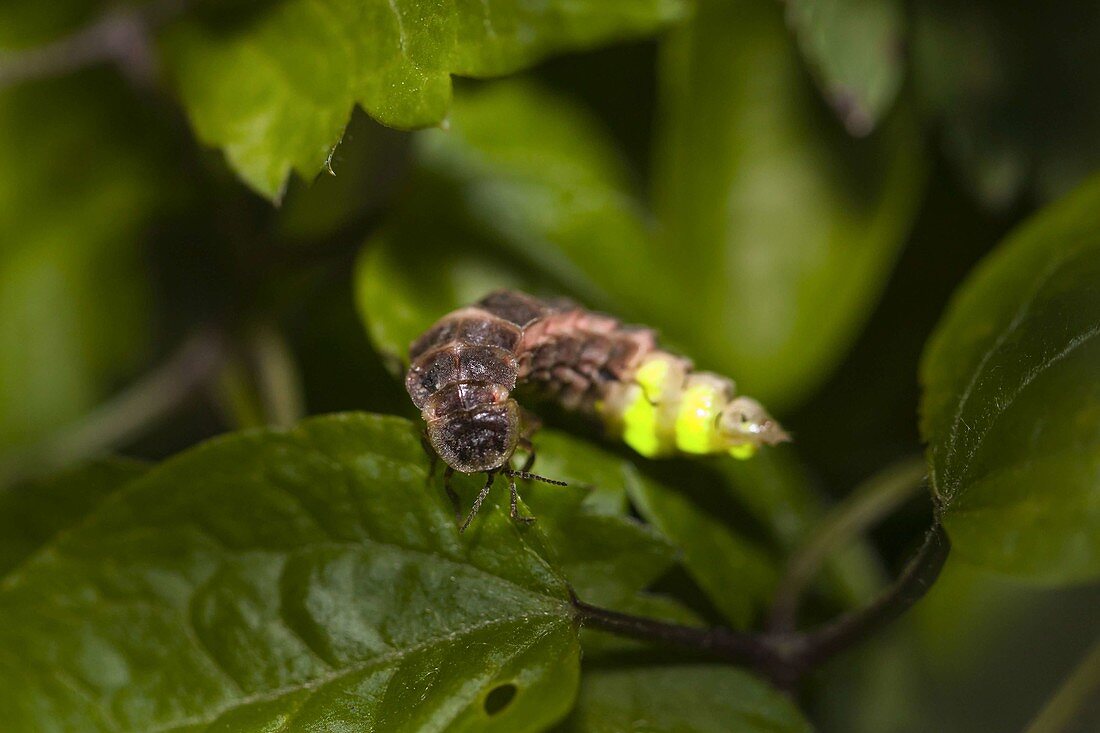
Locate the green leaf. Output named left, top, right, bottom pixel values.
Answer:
left=653, top=0, right=926, bottom=409
left=557, top=665, right=810, bottom=733
left=161, top=0, right=686, bottom=199
left=513, top=431, right=678, bottom=609
left=0, top=414, right=580, bottom=732
left=0, top=459, right=145, bottom=575
left=354, top=80, right=658, bottom=369
left=784, top=0, right=906, bottom=135
left=0, top=73, right=169, bottom=452
left=920, top=174, right=1100, bottom=583
left=625, top=468, right=778, bottom=628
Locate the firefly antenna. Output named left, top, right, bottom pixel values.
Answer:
left=504, top=469, right=567, bottom=487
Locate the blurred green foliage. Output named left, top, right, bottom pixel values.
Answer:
left=0, top=73, right=175, bottom=453
left=0, top=0, right=1097, bottom=730
left=784, top=0, right=905, bottom=135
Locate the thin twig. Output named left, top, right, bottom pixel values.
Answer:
left=769, top=456, right=928, bottom=632
left=572, top=522, right=951, bottom=688
left=1024, top=635, right=1100, bottom=733
left=250, top=324, right=306, bottom=429
left=0, top=329, right=226, bottom=488
left=0, top=0, right=189, bottom=90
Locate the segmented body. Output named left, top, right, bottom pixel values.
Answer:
left=406, top=290, right=788, bottom=475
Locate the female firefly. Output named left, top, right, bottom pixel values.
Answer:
left=406, top=290, right=788, bottom=530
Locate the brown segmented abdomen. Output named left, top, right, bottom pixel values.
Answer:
left=518, top=308, right=659, bottom=410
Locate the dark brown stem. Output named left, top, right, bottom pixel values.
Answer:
left=0, top=0, right=189, bottom=90
left=572, top=522, right=950, bottom=688
left=795, top=523, right=950, bottom=668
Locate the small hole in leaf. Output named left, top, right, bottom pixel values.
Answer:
left=484, top=683, right=518, bottom=715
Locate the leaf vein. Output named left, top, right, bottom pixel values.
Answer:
left=940, top=252, right=1071, bottom=503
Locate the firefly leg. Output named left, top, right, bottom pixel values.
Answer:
left=442, top=466, right=461, bottom=522
left=518, top=437, right=537, bottom=473
left=420, top=430, right=439, bottom=479
left=460, top=472, right=496, bottom=533
left=508, top=472, right=537, bottom=524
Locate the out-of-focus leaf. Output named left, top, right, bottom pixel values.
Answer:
left=161, top=0, right=686, bottom=199
left=0, top=414, right=580, bottom=732
left=411, top=81, right=654, bottom=312
left=403, top=70, right=924, bottom=410
left=784, top=0, right=905, bottom=135
left=913, top=558, right=1100, bottom=732
left=720, top=449, right=884, bottom=610
left=556, top=665, right=811, bottom=733
left=920, top=175, right=1100, bottom=583
left=354, top=193, right=554, bottom=373
left=0, top=74, right=169, bottom=452
left=719, top=450, right=927, bottom=733
left=275, top=108, right=410, bottom=243
left=624, top=467, right=778, bottom=628
left=653, top=0, right=926, bottom=410
left=0, top=459, right=145, bottom=575
left=913, top=0, right=1100, bottom=208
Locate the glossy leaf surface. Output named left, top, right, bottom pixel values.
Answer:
left=0, top=414, right=580, bottom=732
left=921, top=176, right=1100, bottom=582
left=0, top=459, right=145, bottom=575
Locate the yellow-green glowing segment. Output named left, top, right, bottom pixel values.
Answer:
left=675, top=379, right=723, bottom=454
left=728, top=443, right=757, bottom=460
left=635, top=356, right=672, bottom=402
left=601, top=352, right=782, bottom=461
left=620, top=384, right=663, bottom=458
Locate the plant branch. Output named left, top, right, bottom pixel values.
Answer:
left=571, top=592, right=790, bottom=678
left=769, top=455, right=928, bottom=632
left=573, top=522, right=950, bottom=688
left=0, top=329, right=226, bottom=488
left=0, top=0, right=189, bottom=90
left=794, top=523, right=950, bottom=669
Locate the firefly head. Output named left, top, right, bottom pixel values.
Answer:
left=717, top=396, right=790, bottom=459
